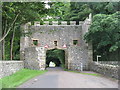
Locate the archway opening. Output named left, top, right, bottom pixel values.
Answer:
left=46, top=48, right=65, bottom=68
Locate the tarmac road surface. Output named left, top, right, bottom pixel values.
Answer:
left=18, top=67, right=118, bottom=88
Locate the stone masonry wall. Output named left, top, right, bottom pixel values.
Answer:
left=0, top=61, right=24, bottom=78
left=20, top=14, right=92, bottom=70
left=91, top=62, right=119, bottom=79
left=22, top=24, right=89, bottom=70
left=68, top=46, right=89, bottom=71
left=97, top=61, right=119, bottom=66
left=24, top=47, right=46, bottom=70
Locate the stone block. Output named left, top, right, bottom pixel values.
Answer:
left=44, top=21, right=49, bottom=25
left=52, top=21, right=58, bottom=25
left=34, top=21, right=40, bottom=26
left=79, top=21, right=83, bottom=25
left=61, top=21, right=67, bottom=25
left=70, top=21, right=76, bottom=25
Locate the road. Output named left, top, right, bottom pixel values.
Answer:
left=18, top=67, right=118, bottom=88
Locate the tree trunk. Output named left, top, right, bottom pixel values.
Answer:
left=10, top=26, right=15, bottom=60
left=0, top=25, right=2, bottom=60
left=2, top=20, right=7, bottom=60
left=0, top=2, right=2, bottom=60
left=2, top=33, right=6, bottom=60
left=0, top=13, right=19, bottom=42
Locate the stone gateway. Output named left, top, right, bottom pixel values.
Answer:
left=20, top=14, right=93, bottom=71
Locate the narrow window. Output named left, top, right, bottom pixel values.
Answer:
left=54, top=41, right=57, bottom=46
left=33, top=40, right=38, bottom=46
left=73, top=40, right=78, bottom=45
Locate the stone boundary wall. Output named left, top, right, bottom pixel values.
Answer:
left=0, top=61, right=24, bottom=78
left=91, top=62, right=119, bottom=79
left=97, top=61, right=119, bottom=66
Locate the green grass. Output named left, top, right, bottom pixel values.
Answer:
left=66, top=70, right=100, bottom=76
left=63, top=68, right=69, bottom=71
left=0, top=69, right=47, bottom=88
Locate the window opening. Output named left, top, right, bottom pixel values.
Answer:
left=33, top=40, right=38, bottom=46
left=73, top=40, right=78, bottom=45
left=54, top=41, right=57, bottom=46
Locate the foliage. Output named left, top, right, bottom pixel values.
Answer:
left=70, top=2, right=92, bottom=21
left=69, top=2, right=119, bottom=21
left=2, top=2, right=46, bottom=60
left=84, top=12, right=120, bottom=61
left=46, top=2, right=71, bottom=21
left=33, top=40, right=38, bottom=46
left=1, top=2, right=119, bottom=61
left=1, top=69, right=47, bottom=88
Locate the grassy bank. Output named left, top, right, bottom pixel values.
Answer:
left=69, top=71, right=100, bottom=76
left=0, top=69, right=47, bottom=88
left=64, top=69, right=100, bottom=76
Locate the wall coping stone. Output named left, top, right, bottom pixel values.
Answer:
left=44, top=21, right=49, bottom=25
left=70, top=21, right=76, bottom=25
left=34, top=21, right=40, bottom=26
left=94, top=62, right=119, bottom=67
left=52, top=21, right=58, bottom=25
left=0, top=61, right=23, bottom=63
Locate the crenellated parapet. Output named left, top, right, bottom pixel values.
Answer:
left=22, top=13, right=92, bottom=28
left=24, top=21, right=84, bottom=26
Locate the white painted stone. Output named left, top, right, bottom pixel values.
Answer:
left=44, top=21, right=49, bottom=25
left=61, top=21, right=67, bottom=25
left=52, top=21, right=58, bottom=25
left=34, top=21, right=40, bottom=26
left=70, top=21, right=76, bottom=25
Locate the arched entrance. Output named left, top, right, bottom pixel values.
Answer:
left=46, top=48, right=65, bottom=69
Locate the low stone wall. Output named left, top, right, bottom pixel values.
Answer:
left=98, top=61, right=119, bottom=66
left=91, top=62, right=119, bottom=79
left=0, top=61, right=24, bottom=78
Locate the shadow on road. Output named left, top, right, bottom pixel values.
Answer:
left=46, top=67, right=63, bottom=71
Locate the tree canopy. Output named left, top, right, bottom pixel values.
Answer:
left=85, top=12, right=120, bottom=52
left=84, top=12, right=120, bottom=61
left=2, top=2, right=47, bottom=60
left=1, top=2, right=119, bottom=61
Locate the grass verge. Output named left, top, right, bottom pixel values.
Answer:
left=64, top=69, right=100, bottom=76
left=0, top=69, right=47, bottom=88
left=69, top=71, right=100, bottom=76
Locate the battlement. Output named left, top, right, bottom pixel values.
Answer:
left=26, top=21, right=84, bottom=26
left=22, top=13, right=92, bottom=31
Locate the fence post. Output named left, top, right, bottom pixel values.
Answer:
left=97, top=55, right=101, bottom=63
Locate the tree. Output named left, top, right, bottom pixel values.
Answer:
left=2, top=2, right=119, bottom=61
left=84, top=12, right=120, bottom=61
left=69, top=2, right=119, bottom=21
left=46, top=2, right=71, bottom=21
left=70, top=2, right=92, bottom=21
left=0, top=2, right=2, bottom=60
left=2, top=2, right=46, bottom=60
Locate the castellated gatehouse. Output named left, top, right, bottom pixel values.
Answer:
left=20, top=14, right=93, bottom=71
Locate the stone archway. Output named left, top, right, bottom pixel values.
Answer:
left=24, top=47, right=68, bottom=70
left=21, top=14, right=93, bottom=71
left=45, top=47, right=68, bottom=69
left=46, top=48, right=65, bottom=68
